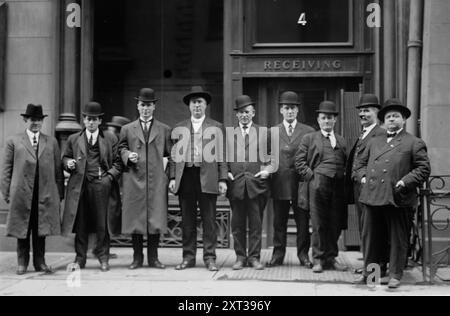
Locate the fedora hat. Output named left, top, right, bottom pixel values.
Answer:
left=357, top=94, right=381, bottom=109
left=106, top=116, right=131, bottom=128
left=21, top=104, right=48, bottom=119
left=82, top=102, right=104, bottom=117
left=234, top=95, right=256, bottom=111
left=316, top=101, right=339, bottom=116
left=378, top=98, right=411, bottom=121
left=183, top=86, right=212, bottom=106
left=135, top=88, right=158, bottom=103
left=279, top=91, right=301, bottom=106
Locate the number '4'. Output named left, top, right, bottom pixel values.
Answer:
left=298, top=13, right=307, bottom=26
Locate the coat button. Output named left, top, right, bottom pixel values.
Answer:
left=381, top=179, right=385, bottom=183
left=383, top=169, right=387, bottom=173
left=386, top=160, right=390, bottom=163
left=372, top=169, right=375, bottom=173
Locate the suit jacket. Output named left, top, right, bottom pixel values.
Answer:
left=270, top=122, right=315, bottom=201
left=294, top=130, right=348, bottom=211
left=61, top=129, right=123, bottom=236
left=346, top=125, right=386, bottom=204
left=119, top=119, right=172, bottom=235
left=356, top=129, right=431, bottom=208
left=0, top=132, right=64, bottom=239
left=227, top=123, right=275, bottom=200
left=169, top=118, right=228, bottom=195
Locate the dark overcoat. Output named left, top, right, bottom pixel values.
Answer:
left=0, top=132, right=64, bottom=239
left=356, top=129, right=431, bottom=208
left=61, top=129, right=122, bottom=236
left=118, top=119, right=172, bottom=235
left=346, top=125, right=386, bottom=204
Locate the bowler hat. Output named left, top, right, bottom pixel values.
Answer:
left=234, top=95, right=256, bottom=111
left=107, top=116, right=131, bottom=128
left=316, top=101, right=339, bottom=116
left=357, top=94, right=381, bottom=109
left=21, top=104, right=48, bottom=119
left=82, top=102, right=104, bottom=117
left=183, top=86, right=212, bottom=106
left=279, top=91, right=301, bottom=106
left=378, top=98, right=411, bottom=121
left=135, top=88, right=158, bottom=103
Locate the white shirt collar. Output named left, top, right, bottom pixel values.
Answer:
left=191, top=116, right=206, bottom=125
left=283, top=119, right=297, bottom=131
left=388, top=128, right=403, bottom=136
left=321, top=129, right=335, bottom=138
left=86, top=129, right=99, bottom=143
left=26, top=129, right=40, bottom=144
left=239, top=121, right=253, bottom=132
left=361, top=123, right=377, bottom=139
left=140, top=116, right=153, bottom=123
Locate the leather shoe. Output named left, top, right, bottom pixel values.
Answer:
left=232, top=260, right=245, bottom=270
left=326, top=260, right=348, bottom=272
left=266, top=259, right=283, bottom=268
left=175, top=260, right=195, bottom=270
left=299, top=256, right=314, bottom=269
left=35, top=264, right=54, bottom=274
left=16, top=265, right=27, bottom=275
left=249, top=260, right=264, bottom=270
left=100, top=262, right=110, bottom=272
left=312, top=263, right=323, bottom=273
left=205, top=260, right=219, bottom=272
left=148, top=259, right=166, bottom=269
left=353, top=275, right=367, bottom=285
left=73, top=260, right=86, bottom=269
left=129, top=260, right=143, bottom=270
left=388, top=278, right=401, bottom=289
left=380, top=276, right=390, bottom=285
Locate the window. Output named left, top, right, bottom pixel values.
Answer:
left=252, top=0, right=352, bottom=47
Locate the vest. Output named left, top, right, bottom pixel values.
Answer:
left=315, top=136, right=346, bottom=179
left=86, top=135, right=102, bottom=181
left=186, top=126, right=202, bottom=168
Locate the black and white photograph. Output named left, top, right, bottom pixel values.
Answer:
left=0, top=0, right=449, bottom=300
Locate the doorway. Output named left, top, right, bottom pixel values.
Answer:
left=93, top=0, right=224, bottom=127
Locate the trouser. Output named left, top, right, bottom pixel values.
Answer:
left=230, top=193, right=268, bottom=262
left=310, top=174, right=345, bottom=263
left=272, top=199, right=310, bottom=262
left=17, top=180, right=45, bottom=268
left=353, top=180, right=366, bottom=253
left=362, top=205, right=410, bottom=280
left=179, top=167, right=218, bottom=263
left=74, top=177, right=111, bottom=263
left=131, top=234, right=161, bottom=263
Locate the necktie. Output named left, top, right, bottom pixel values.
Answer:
left=89, top=135, right=94, bottom=146
left=243, top=125, right=249, bottom=161
left=288, top=124, right=294, bottom=137
left=326, top=133, right=336, bottom=149
left=32, top=134, right=38, bottom=152
left=359, top=129, right=367, bottom=140
left=387, top=132, right=397, bottom=138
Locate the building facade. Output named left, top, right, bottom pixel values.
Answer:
left=1, top=0, right=449, bottom=249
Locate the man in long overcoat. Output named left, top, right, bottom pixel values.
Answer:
left=355, top=99, right=431, bottom=289
left=295, top=101, right=348, bottom=273
left=119, top=88, right=172, bottom=270
left=168, top=86, right=228, bottom=272
left=61, top=102, right=122, bottom=272
left=268, top=91, right=315, bottom=268
left=1, top=104, right=64, bottom=275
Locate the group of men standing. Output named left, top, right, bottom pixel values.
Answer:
left=0, top=86, right=430, bottom=289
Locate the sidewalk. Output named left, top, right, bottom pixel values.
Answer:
left=1, top=248, right=449, bottom=296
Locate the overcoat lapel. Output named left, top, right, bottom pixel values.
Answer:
left=21, top=133, right=36, bottom=159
